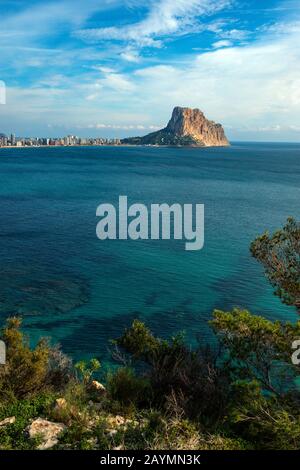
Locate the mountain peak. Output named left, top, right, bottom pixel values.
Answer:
left=165, top=106, right=229, bottom=146
left=122, top=106, right=230, bottom=147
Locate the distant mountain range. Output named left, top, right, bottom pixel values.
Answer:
left=122, top=106, right=230, bottom=147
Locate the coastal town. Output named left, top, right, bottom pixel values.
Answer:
left=0, top=133, right=121, bottom=147
left=0, top=107, right=230, bottom=149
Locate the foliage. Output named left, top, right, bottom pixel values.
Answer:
left=107, top=367, right=152, bottom=408
left=0, top=218, right=300, bottom=450
left=116, top=304, right=300, bottom=448
left=46, top=345, right=73, bottom=389
left=0, top=311, right=300, bottom=450
left=211, top=308, right=300, bottom=396
left=0, top=317, right=74, bottom=401
left=0, top=394, right=55, bottom=450
left=121, top=131, right=199, bottom=147
left=51, top=381, right=89, bottom=425
left=0, top=317, right=51, bottom=400
left=118, top=320, right=161, bottom=361
left=226, top=380, right=300, bottom=449
left=118, top=322, right=230, bottom=423
left=75, top=358, right=101, bottom=385
left=251, top=217, right=300, bottom=312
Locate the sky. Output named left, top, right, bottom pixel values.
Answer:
left=0, top=0, right=299, bottom=141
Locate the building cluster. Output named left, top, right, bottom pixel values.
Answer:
left=0, top=133, right=121, bottom=147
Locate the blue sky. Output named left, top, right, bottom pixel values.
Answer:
left=0, top=0, right=299, bottom=140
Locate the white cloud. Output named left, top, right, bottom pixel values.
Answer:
left=125, top=22, right=300, bottom=139
left=120, top=49, right=140, bottom=63
left=99, top=73, right=135, bottom=92
left=83, top=69, right=135, bottom=100
left=76, top=0, right=232, bottom=47
left=81, top=123, right=159, bottom=130
left=260, top=20, right=300, bottom=35
left=135, top=64, right=177, bottom=77
left=0, top=0, right=120, bottom=44
left=85, top=93, right=101, bottom=101
left=96, top=67, right=117, bottom=74
left=219, top=28, right=250, bottom=40
left=37, top=75, right=67, bottom=87
left=212, top=39, right=232, bottom=49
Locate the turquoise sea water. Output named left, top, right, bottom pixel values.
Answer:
left=0, top=143, right=299, bottom=365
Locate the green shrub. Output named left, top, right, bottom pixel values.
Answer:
left=0, top=317, right=74, bottom=401
left=226, top=381, right=300, bottom=449
left=107, top=367, right=152, bottom=408
left=75, top=358, right=101, bottom=385
left=211, top=308, right=300, bottom=396
left=0, top=318, right=51, bottom=400
left=0, top=393, right=55, bottom=450
left=117, top=322, right=230, bottom=423
left=250, top=217, right=300, bottom=312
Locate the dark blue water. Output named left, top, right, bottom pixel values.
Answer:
left=0, top=143, right=299, bottom=364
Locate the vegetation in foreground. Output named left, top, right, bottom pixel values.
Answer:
left=0, top=218, right=299, bottom=450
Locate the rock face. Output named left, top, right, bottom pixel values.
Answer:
left=26, top=418, right=66, bottom=450
left=166, top=107, right=229, bottom=146
left=122, top=106, right=229, bottom=147
left=90, top=380, right=106, bottom=393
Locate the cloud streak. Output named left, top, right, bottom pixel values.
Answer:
left=0, top=0, right=121, bottom=46
left=76, top=0, right=232, bottom=47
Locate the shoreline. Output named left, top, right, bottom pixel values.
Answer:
left=0, top=144, right=122, bottom=149
left=0, top=143, right=232, bottom=150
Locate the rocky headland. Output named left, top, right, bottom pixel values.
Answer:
left=122, top=106, right=230, bottom=147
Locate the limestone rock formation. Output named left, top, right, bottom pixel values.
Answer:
left=122, top=106, right=230, bottom=147
left=90, top=380, right=106, bottom=393
left=26, top=418, right=66, bottom=450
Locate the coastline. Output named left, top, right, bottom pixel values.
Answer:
left=0, top=142, right=231, bottom=150
left=0, top=144, right=122, bottom=149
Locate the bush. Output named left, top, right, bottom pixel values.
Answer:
left=211, top=308, right=300, bottom=396
left=0, top=317, right=75, bottom=401
left=0, top=318, right=51, bottom=400
left=75, top=359, right=101, bottom=385
left=107, top=367, right=152, bottom=408
left=117, top=322, right=230, bottom=423
left=250, top=217, right=300, bottom=312
left=226, top=381, right=300, bottom=449
left=46, top=345, right=74, bottom=390
left=0, top=393, right=55, bottom=450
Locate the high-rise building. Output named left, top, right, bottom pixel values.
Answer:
left=0, top=133, right=8, bottom=146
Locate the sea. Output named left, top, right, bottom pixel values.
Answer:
left=0, top=142, right=299, bottom=366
